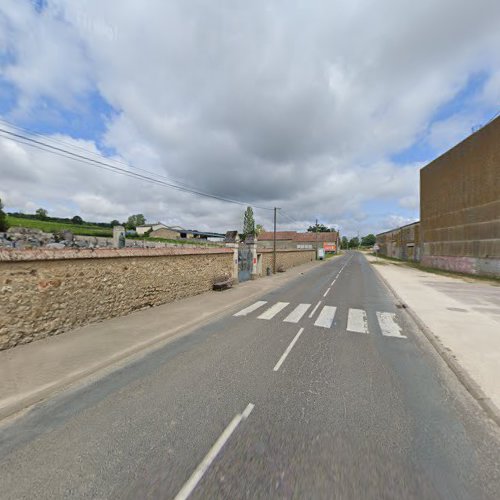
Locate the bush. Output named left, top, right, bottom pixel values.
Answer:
left=0, top=198, right=8, bottom=232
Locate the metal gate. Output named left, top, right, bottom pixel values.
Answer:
left=238, top=245, right=253, bottom=282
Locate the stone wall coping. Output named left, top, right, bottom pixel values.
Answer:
left=258, top=248, right=316, bottom=253
left=0, top=246, right=232, bottom=262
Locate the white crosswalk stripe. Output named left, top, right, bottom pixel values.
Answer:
left=314, top=306, right=337, bottom=328
left=347, top=308, right=369, bottom=334
left=284, top=304, right=311, bottom=323
left=376, top=312, right=406, bottom=338
left=258, top=302, right=290, bottom=320
left=235, top=301, right=406, bottom=340
left=233, top=301, right=268, bottom=317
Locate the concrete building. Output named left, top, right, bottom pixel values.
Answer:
left=376, top=115, right=499, bottom=277
left=136, top=223, right=169, bottom=235
left=149, top=227, right=182, bottom=239
left=420, top=115, right=499, bottom=276
left=376, top=221, right=420, bottom=261
left=137, top=223, right=224, bottom=242
left=149, top=227, right=225, bottom=242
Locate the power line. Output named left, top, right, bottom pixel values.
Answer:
left=0, top=126, right=274, bottom=211
left=0, top=118, right=204, bottom=193
left=279, top=210, right=300, bottom=224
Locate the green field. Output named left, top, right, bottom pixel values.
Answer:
left=6, top=216, right=113, bottom=237
left=127, top=235, right=219, bottom=246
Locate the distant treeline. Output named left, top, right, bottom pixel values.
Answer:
left=7, top=212, right=113, bottom=228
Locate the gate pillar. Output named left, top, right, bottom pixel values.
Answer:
left=225, top=242, right=239, bottom=284
left=224, top=231, right=240, bottom=284
left=246, top=235, right=258, bottom=279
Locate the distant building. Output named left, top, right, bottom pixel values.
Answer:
left=376, top=222, right=420, bottom=261
left=136, top=223, right=169, bottom=235
left=135, top=222, right=224, bottom=241
left=258, top=230, right=339, bottom=252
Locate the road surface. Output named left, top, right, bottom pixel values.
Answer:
left=1, top=251, right=499, bottom=499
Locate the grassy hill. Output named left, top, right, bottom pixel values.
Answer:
left=6, top=216, right=113, bottom=237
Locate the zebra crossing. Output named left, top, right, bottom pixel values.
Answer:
left=234, top=301, right=406, bottom=338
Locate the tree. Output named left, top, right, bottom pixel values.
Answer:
left=71, top=215, right=84, bottom=225
left=348, top=237, right=360, bottom=248
left=0, top=198, right=7, bottom=232
left=307, top=224, right=333, bottom=233
left=126, top=214, right=146, bottom=230
left=110, top=220, right=120, bottom=227
left=361, top=234, right=376, bottom=247
left=255, top=224, right=265, bottom=236
left=35, top=208, right=48, bottom=220
left=341, top=236, right=349, bottom=249
left=242, top=206, right=255, bottom=239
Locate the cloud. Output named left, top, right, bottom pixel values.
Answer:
left=0, top=0, right=499, bottom=235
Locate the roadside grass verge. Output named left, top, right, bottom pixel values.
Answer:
left=6, top=216, right=113, bottom=237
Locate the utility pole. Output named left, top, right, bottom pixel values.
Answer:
left=273, top=207, right=277, bottom=274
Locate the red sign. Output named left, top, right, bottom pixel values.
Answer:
left=253, top=258, right=257, bottom=264
left=323, top=242, right=337, bottom=252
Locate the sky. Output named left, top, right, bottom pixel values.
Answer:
left=0, top=0, right=499, bottom=237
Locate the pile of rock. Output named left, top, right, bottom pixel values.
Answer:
left=0, top=227, right=93, bottom=249
left=0, top=227, right=55, bottom=249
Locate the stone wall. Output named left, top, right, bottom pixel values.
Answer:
left=259, top=249, right=315, bottom=274
left=420, top=115, right=500, bottom=277
left=0, top=247, right=233, bottom=350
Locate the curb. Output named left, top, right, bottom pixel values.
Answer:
left=370, top=260, right=500, bottom=427
left=0, top=258, right=330, bottom=423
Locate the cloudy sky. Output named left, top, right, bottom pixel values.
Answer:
left=0, top=0, right=499, bottom=236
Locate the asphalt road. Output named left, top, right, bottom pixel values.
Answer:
left=1, top=251, right=499, bottom=499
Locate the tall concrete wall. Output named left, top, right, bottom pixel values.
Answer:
left=420, top=116, right=500, bottom=277
left=0, top=247, right=233, bottom=350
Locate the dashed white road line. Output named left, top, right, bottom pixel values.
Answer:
left=273, top=328, right=304, bottom=371
left=324, top=255, right=353, bottom=294
left=347, top=308, right=369, bottom=334
left=233, top=301, right=267, bottom=317
left=174, top=403, right=254, bottom=500
left=308, top=300, right=322, bottom=318
left=314, top=306, right=337, bottom=328
left=376, top=312, right=406, bottom=338
left=258, top=302, right=289, bottom=320
left=284, top=304, right=311, bottom=323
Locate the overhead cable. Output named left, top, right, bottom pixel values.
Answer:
left=0, top=126, right=274, bottom=211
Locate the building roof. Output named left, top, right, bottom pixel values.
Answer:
left=258, top=231, right=298, bottom=241
left=186, top=230, right=225, bottom=238
left=376, top=221, right=420, bottom=237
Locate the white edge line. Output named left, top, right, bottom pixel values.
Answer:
left=174, top=404, right=254, bottom=500
left=308, top=300, right=322, bottom=318
left=323, top=287, right=331, bottom=297
left=273, top=328, right=304, bottom=372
